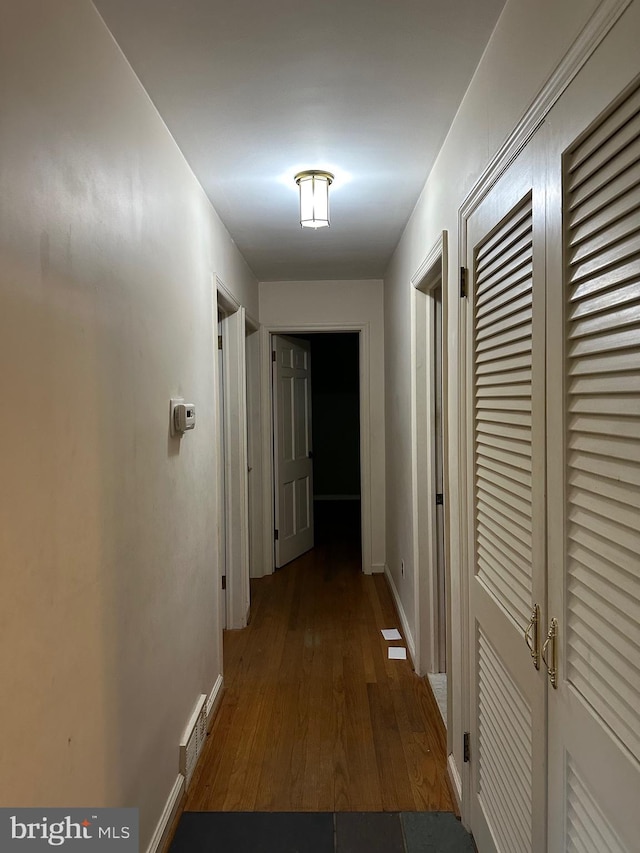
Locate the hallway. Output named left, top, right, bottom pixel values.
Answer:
left=185, top=503, right=454, bottom=813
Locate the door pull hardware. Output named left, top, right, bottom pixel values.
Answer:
left=524, top=604, right=540, bottom=670
left=435, top=493, right=444, bottom=506
left=541, top=617, right=558, bottom=689
left=460, top=266, right=467, bottom=298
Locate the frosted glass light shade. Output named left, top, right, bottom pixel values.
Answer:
left=295, top=171, right=334, bottom=228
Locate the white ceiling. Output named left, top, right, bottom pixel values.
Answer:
left=93, top=0, right=505, bottom=281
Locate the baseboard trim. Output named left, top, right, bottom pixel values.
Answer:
left=383, top=565, right=416, bottom=666
left=206, top=674, right=224, bottom=730
left=145, top=774, right=184, bottom=853
left=371, top=563, right=385, bottom=574
left=448, top=753, right=463, bottom=814
left=148, top=675, right=224, bottom=853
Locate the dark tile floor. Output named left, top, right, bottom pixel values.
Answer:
left=169, top=811, right=475, bottom=852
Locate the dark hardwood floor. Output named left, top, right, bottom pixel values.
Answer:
left=185, top=501, right=454, bottom=813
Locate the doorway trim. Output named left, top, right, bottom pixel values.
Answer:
left=410, top=232, right=451, bottom=687
left=215, top=275, right=250, bottom=629
left=260, top=322, right=373, bottom=575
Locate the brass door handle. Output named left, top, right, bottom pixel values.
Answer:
left=524, top=604, right=540, bottom=670
left=541, top=618, right=558, bottom=689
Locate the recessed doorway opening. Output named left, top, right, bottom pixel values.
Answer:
left=290, top=332, right=361, bottom=565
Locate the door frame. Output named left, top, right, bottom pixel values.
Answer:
left=215, top=275, right=250, bottom=629
left=260, top=322, right=373, bottom=574
left=410, top=231, right=451, bottom=692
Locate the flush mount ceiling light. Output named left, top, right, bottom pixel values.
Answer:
left=294, top=170, right=334, bottom=228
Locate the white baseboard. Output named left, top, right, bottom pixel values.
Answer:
left=383, top=564, right=416, bottom=666
left=371, top=563, right=385, bottom=574
left=206, top=674, right=224, bottom=730
left=146, top=675, right=224, bottom=853
left=448, top=752, right=463, bottom=813
left=145, top=774, right=184, bottom=853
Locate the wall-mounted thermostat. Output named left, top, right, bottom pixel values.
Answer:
left=170, top=398, right=196, bottom=436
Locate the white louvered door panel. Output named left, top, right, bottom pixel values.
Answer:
left=467, top=138, right=547, bottom=853
left=546, top=75, right=640, bottom=853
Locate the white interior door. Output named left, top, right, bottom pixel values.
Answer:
left=466, top=137, right=547, bottom=853
left=273, top=334, right=314, bottom=567
left=545, top=74, right=640, bottom=853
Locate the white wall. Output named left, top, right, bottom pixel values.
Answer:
left=259, top=279, right=386, bottom=573
left=0, top=0, right=257, bottom=847
left=383, top=0, right=601, bottom=796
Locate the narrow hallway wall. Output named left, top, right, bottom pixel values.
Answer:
left=0, top=1, right=257, bottom=847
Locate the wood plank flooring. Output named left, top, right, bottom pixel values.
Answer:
left=186, top=503, right=454, bottom=813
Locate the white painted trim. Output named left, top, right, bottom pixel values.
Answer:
left=459, top=0, right=631, bottom=222
left=259, top=325, right=275, bottom=576
left=245, top=325, right=263, bottom=579
left=410, top=232, right=448, bottom=680
left=217, top=283, right=250, bottom=629
left=371, top=563, right=385, bottom=574
left=260, top=323, right=375, bottom=575
left=145, top=774, right=184, bottom=853
left=245, top=312, right=259, bottom=333
left=411, top=235, right=445, bottom=291
left=384, top=564, right=416, bottom=666
left=205, top=674, right=224, bottom=730
left=447, top=753, right=463, bottom=817
left=216, top=274, right=241, bottom=314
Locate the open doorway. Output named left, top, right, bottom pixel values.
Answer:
left=215, top=281, right=250, bottom=629
left=272, top=331, right=362, bottom=569
left=411, top=232, right=450, bottom=731
left=299, top=332, right=361, bottom=561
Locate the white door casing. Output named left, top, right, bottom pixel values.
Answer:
left=466, top=137, right=548, bottom=853
left=410, top=231, right=451, bottom=682
left=216, top=279, right=250, bottom=629
left=217, top=316, right=227, bottom=630
left=272, top=334, right=314, bottom=567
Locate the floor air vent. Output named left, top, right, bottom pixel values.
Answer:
left=179, top=693, right=207, bottom=789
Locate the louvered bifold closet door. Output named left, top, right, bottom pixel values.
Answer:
left=467, top=141, right=547, bottom=853
left=546, top=75, right=640, bottom=853
left=475, top=197, right=534, bottom=629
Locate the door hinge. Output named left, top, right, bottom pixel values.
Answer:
left=274, top=529, right=279, bottom=541
left=272, top=350, right=276, bottom=362
left=463, top=732, right=470, bottom=763
left=460, top=266, right=467, bottom=298
left=435, top=492, right=444, bottom=506
left=218, top=335, right=223, bottom=350
left=308, top=450, right=314, bottom=459
left=221, top=575, right=226, bottom=590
